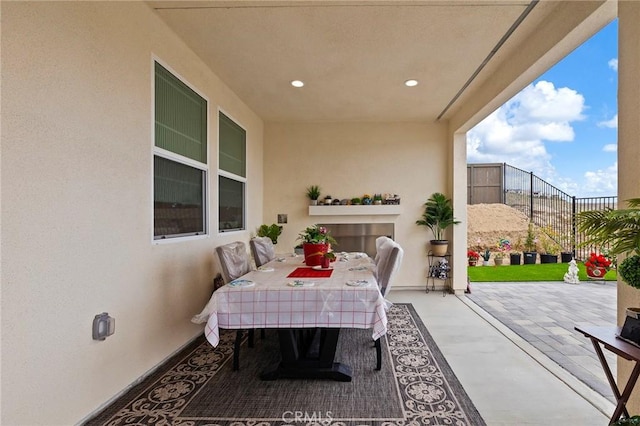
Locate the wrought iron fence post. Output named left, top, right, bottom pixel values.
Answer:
left=529, top=171, right=534, bottom=221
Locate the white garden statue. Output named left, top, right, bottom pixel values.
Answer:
left=564, top=258, right=580, bottom=284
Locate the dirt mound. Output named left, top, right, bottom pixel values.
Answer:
left=467, top=204, right=531, bottom=251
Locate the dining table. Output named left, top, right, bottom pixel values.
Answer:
left=192, top=252, right=388, bottom=382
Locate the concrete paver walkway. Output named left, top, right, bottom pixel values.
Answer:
left=465, top=280, right=617, bottom=402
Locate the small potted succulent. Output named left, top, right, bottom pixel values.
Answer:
left=306, top=185, right=321, bottom=205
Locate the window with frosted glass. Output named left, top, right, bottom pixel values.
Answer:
left=154, top=62, right=208, bottom=239
left=218, top=112, right=246, bottom=232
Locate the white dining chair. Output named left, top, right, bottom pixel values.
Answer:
left=215, top=241, right=255, bottom=371
left=250, top=236, right=276, bottom=268
left=374, top=240, right=404, bottom=370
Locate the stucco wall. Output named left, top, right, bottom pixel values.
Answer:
left=617, top=0, right=640, bottom=413
left=263, top=121, right=451, bottom=290
left=1, top=2, right=263, bottom=424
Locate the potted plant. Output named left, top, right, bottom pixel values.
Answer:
left=297, top=224, right=337, bottom=266
left=373, top=194, right=383, bottom=205
left=510, top=237, right=522, bottom=265
left=306, top=185, right=321, bottom=205
left=257, top=223, right=283, bottom=244
left=540, top=236, right=559, bottom=264
left=583, top=252, right=612, bottom=279
left=577, top=198, right=640, bottom=288
left=350, top=197, right=361, bottom=205
left=467, top=250, right=480, bottom=266
left=523, top=222, right=537, bottom=264
left=480, top=248, right=491, bottom=266
left=416, top=192, right=460, bottom=256
left=321, top=251, right=336, bottom=269
left=494, top=238, right=510, bottom=266
left=362, top=194, right=372, bottom=205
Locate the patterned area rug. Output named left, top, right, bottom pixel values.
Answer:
left=85, top=304, right=485, bottom=425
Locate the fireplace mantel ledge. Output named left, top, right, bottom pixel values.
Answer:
left=308, top=205, right=401, bottom=216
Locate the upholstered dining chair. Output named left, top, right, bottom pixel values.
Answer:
left=249, top=236, right=276, bottom=268
left=373, top=240, right=404, bottom=370
left=215, top=241, right=255, bottom=371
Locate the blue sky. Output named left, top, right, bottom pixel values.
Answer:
left=467, top=19, right=618, bottom=197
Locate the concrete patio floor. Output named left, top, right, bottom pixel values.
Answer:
left=389, top=288, right=616, bottom=425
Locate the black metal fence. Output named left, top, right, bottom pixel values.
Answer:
left=502, top=163, right=617, bottom=260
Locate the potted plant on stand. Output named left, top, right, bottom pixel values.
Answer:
left=523, top=222, right=538, bottom=264
left=416, top=192, right=460, bottom=256
left=297, top=224, right=337, bottom=266
left=306, top=185, right=321, bottom=205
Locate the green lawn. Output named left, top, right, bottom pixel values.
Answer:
left=467, top=262, right=617, bottom=282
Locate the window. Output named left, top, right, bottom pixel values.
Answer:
left=218, top=112, right=246, bottom=232
left=154, top=61, right=208, bottom=240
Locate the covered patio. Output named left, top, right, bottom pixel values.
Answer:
left=3, top=1, right=640, bottom=424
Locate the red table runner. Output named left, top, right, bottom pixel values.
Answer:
left=287, top=267, right=333, bottom=278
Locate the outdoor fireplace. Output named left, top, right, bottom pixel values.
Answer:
left=319, top=223, right=394, bottom=258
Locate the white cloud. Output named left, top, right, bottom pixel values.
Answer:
left=467, top=80, right=585, bottom=180
left=608, top=58, right=618, bottom=71
left=603, top=143, right=617, bottom=152
left=598, top=114, right=618, bottom=129
left=582, top=162, right=618, bottom=195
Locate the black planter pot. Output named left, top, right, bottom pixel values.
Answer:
left=510, top=253, right=521, bottom=265
left=523, top=251, right=537, bottom=264
left=540, top=254, right=558, bottom=264
left=561, top=252, right=573, bottom=263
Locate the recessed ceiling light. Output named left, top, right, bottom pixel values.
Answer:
left=404, top=79, right=418, bottom=87
left=291, top=80, right=304, bottom=88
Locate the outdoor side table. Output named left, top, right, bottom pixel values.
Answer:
left=575, top=325, right=640, bottom=423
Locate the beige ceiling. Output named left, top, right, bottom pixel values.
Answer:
left=148, top=1, right=553, bottom=123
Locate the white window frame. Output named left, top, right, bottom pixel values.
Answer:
left=152, top=58, right=210, bottom=243
left=217, top=109, right=247, bottom=234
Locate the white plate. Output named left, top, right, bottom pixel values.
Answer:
left=228, top=279, right=255, bottom=288
left=257, top=266, right=274, bottom=272
left=346, top=280, right=370, bottom=287
left=287, top=280, right=315, bottom=287
left=311, top=265, right=333, bottom=271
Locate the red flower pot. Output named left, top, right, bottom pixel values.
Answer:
left=303, top=242, right=328, bottom=266
left=586, top=266, right=607, bottom=279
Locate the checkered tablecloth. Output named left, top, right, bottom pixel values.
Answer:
left=192, top=253, right=387, bottom=347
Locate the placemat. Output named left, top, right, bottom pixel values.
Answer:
left=287, top=267, right=333, bottom=278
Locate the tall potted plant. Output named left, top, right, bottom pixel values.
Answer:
left=416, top=192, right=460, bottom=256
left=578, top=199, right=640, bottom=288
